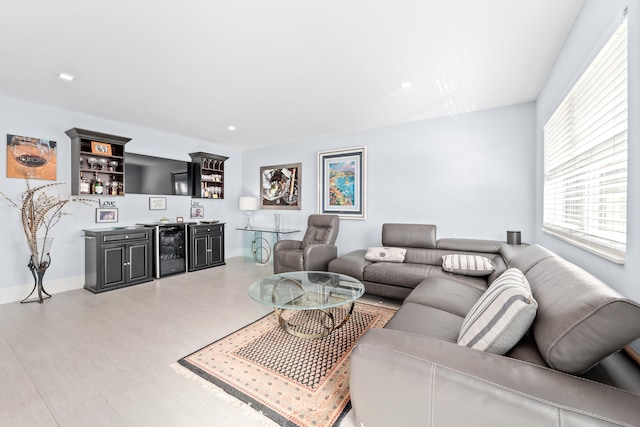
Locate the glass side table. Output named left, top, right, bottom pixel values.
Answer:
left=236, top=227, right=300, bottom=264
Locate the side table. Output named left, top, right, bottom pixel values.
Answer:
left=236, top=227, right=300, bottom=264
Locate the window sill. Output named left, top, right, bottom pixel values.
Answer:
left=541, top=228, right=625, bottom=265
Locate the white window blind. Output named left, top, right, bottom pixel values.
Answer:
left=543, top=16, right=627, bottom=264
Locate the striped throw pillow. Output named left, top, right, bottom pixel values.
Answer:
left=442, top=254, right=495, bottom=276
left=458, top=268, right=538, bottom=355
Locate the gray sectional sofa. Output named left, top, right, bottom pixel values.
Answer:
left=328, top=224, right=640, bottom=427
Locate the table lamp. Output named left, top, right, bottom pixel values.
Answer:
left=239, top=196, right=258, bottom=229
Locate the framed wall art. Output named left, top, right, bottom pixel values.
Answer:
left=90, top=140, right=112, bottom=156
left=149, top=196, right=167, bottom=210
left=191, top=206, right=204, bottom=219
left=6, top=134, right=57, bottom=180
left=318, top=146, right=366, bottom=219
left=96, top=208, right=118, bottom=223
left=260, top=163, right=301, bottom=210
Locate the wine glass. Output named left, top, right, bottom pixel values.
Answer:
left=98, top=158, right=108, bottom=170
left=108, top=160, right=118, bottom=171
left=8, top=136, right=54, bottom=178
left=87, top=157, right=98, bottom=169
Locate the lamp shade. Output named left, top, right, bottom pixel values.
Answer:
left=239, top=196, right=258, bottom=211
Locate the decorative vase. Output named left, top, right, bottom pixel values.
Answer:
left=274, top=213, right=281, bottom=231
left=23, top=237, right=53, bottom=304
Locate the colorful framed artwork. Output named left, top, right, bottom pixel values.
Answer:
left=6, top=134, right=57, bottom=180
left=318, top=146, right=366, bottom=219
left=96, top=208, right=118, bottom=223
left=149, top=197, right=167, bottom=210
left=260, top=163, right=301, bottom=210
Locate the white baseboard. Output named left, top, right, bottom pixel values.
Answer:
left=0, top=275, right=84, bottom=305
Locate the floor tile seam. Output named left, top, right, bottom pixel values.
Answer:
left=3, top=329, right=62, bottom=426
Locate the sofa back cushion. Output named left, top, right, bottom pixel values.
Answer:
left=522, top=252, right=640, bottom=374
left=437, top=238, right=504, bottom=254
left=382, top=224, right=436, bottom=249
left=508, top=244, right=556, bottom=275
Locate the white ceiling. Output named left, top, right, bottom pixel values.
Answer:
left=0, top=0, right=583, bottom=150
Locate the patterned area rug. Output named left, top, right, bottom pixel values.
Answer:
left=174, top=302, right=396, bottom=427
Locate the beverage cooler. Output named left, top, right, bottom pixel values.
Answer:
left=138, top=223, right=188, bottom=278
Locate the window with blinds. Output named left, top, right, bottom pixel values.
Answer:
left=543, top=15, right=627, bottom=264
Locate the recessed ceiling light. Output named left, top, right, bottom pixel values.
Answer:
left=228, top=125, right=236, bottom=131
left=58, top=73, right=75, bottom=81
left=400, top=82, right=412, bottom=89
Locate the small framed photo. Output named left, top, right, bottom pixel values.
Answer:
left=176, top=216, right=184, bottom=223
left=190, top=206, right=204, bottom=219
left=149, top=196, right=167, bottom=210
left=91, top=141, right=112, bottom=156
left=96, top=208, right=118, bottom=223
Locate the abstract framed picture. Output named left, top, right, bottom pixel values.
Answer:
left=260, top=163, right=301, bottom=210
left=318, top=146, right=366, bottom=219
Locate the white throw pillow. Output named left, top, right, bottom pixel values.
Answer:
left=365, top=247, right=406, bottom=263
left=442, top=254, right=495, bottom=276
left=458, top=268, right=538, bottom=355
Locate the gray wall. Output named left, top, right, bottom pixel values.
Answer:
left=536, top=0, right=640, bottom=301
left=242, top=102, right=536, bottom=256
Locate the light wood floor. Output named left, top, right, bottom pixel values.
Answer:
left=0, top=257, right=396, bottom=427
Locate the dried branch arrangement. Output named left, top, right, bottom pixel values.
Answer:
left=2, top=181, right=91, bottom=265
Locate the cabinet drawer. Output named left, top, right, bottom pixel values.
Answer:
left=192, top=225, right=223, bottom=234
left=102, top=231, right=149, bottom=243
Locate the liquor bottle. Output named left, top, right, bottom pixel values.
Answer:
left=80, top=173, right=90, bottom=194
left=110, top=176, right=118, bottom=196
left=94, top=173, right=104, bottom=195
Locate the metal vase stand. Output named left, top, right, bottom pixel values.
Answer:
left=22, top=253, right=52, bottom=304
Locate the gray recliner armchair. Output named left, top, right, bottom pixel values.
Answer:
left=273, top=214, right=340, bottom=274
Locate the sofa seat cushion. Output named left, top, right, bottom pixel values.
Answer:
left=384, top=302, right=463, bottom=342
left=505, top=334, right=548, bottom=367
left=428, top=268, right=490, bottom=292
left=405, top=278, right=485, bottom=318
left=363, top=262, right=438, bottom=289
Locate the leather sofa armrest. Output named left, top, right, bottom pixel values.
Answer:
left=302, top=244, right=337, bottom=271
left=350, top=328, right=640, bottom=427
left=327, top=249, right=370, bottom=281
left=273, top=239, right=302, bottom=251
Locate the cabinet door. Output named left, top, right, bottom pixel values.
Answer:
left=101, top=245, right=126, bottom=288
left=209, top=234, right=224, bottom=266
left=191, top=235, right=210, bottom=270
left=128, top=242, right=150, bottom=283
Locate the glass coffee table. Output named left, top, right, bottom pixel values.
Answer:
left=248, top=271, right=365, bottom=339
